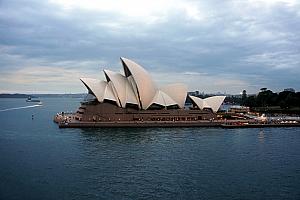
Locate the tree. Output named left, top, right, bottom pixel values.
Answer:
left=260, top=88, right=267, bottom=92
left=256, top=89, right=274, bottom=107
left=241, top=90, right=247, bottom=106
left=242, top=88, right=300, bottom=110
left=244, top=96, right=257, bottom=107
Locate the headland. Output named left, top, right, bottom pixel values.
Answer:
left=53, top=57, right=300, bottom=129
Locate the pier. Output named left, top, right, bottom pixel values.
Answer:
left=54, top=113, right=300, bottom=128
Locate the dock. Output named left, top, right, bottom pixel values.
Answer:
left=54, top=113, right=300, bottom=128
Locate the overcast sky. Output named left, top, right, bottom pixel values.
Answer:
left=0, top=0, right=299, bottom=94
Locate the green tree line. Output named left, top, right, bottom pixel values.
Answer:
left=242, top=88, right=300, bottom=109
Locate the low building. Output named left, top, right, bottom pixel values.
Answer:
left=229, top=105, right=250, bottom=113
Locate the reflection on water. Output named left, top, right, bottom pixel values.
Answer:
left=79, top=128, right=157, bottom=143
left=1, top=98, right=300, bottom=200
left=258, top=130, right=265, bottom=143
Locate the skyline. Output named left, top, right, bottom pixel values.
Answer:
left=1, top=0, right=300, bottom=94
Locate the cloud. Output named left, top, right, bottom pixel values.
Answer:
left=243, top=51, right=300, bottom=70
left=49, top=0, right=209, bottom=23
left=0, top=0, right=300, bottom=94
left=183, top=71, right=208, bottom=76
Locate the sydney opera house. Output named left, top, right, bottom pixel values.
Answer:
left=55, top=57, right=226, bottom=127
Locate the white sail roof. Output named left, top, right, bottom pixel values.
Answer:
left=80, top=57, right=194, bottom=110
left=80, top=78, right=117, bottom=103
left=107, top=81, right=121, bottom=107
left=189, top=95, right=206, bottom=109
left=189, top=95, right=225, bottom=112
left=125, top=78, right=139, bottom=105
left=161, top=83, right=187, bottom=108
left=121, top=57, right=157, bottom=110
left=103, top=83, right=117, bottom=102
left=104, top=70, right=139, bottom=107
left=151, top=90, right=178, bottom=107
left=204, top=96, right=226, bottom=113
left=80, top=78, right=107, bottom=102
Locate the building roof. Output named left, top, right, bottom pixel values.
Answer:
left=161, top=83, right=187, bottom=108
left=80, top=57, right=225, bottom=112
left=120, top=57, right=157, bottom=109
left=189, top=95, right=226, bottom=112
left=80, top=78, right=117, bottom=103
left=103, top=69, right=139, bottom=107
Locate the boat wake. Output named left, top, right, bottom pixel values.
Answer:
left=0, top=104, right=42, bottom=112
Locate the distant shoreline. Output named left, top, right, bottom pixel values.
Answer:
left=0, top=93, right=85, bottom=98
left=0, top=93, right=31, bottom=98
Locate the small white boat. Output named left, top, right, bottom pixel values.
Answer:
left=26, top=96, right=41, bottom=103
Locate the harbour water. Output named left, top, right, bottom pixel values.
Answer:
left=0, top=98, right=300, bottom=199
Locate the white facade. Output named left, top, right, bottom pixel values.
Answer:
left=80, top=57, right=225, bottom=112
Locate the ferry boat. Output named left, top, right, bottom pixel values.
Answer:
left=26, top=96, right=41, bottom=103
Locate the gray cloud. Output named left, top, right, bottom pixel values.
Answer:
left=0, top=0, right=300, bottom=94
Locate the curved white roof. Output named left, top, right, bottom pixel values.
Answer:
left=204, top=96, right=226, bottom=112
left=189, top=95, right=208, bottom=110
left=103, top=83, right=117, bottom=102
left=161, top=83, right=187, bottom=108
left=80, top=57, right=195, bottom=110
left=151, top=90, right=178, bottom=107
left=104, top=70, right=139, bottom=107
left=80, top=78, right=117, bottom=103
left=189, top=95, right=225, bottom=112
left=121, top=57, right=157, bottom=109
left=80, top=78, right=107, bottom=102
left=125, top=77, right=139, bottom=106
left=107, top=81, right=121, bottom=107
